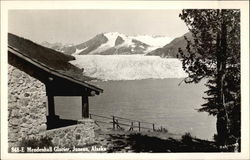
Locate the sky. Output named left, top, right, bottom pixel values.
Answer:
left=8, top=10, right=189, bottom=45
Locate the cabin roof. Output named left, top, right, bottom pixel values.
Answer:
left=8, top=33, right=103, bottom=93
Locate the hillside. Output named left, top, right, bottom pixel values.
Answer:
left=146, top=32, right=192, bottom=58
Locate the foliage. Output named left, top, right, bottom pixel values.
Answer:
left=181, top=132, right=193, bottom=144
left=20, top=136, right=54, bottom=148
left=179, top=9, right=240, bottom=149
left=107, top=133, right=220, bottom=152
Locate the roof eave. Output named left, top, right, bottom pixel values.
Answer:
left=8, top=45, right=103, bottom=94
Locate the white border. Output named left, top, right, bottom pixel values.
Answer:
left=1, top=1, right=249, bottom=160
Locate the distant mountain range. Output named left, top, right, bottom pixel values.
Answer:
left=41, top=32, right=192, bottom=58
left=41, top=32, right=172, bottom=55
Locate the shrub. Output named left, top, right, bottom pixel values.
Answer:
left=20, top=136, right=54, bottom=148
left=214, top=134, right=240, bottom=152
left=162, top=128, right=168, bottom=133
left=181, top=132, right=193, bottom=144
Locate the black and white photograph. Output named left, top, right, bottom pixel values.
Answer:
left=0, top=1, right=249, bottom=159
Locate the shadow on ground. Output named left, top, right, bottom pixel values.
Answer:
left=106, top=133, right=220, bottom=152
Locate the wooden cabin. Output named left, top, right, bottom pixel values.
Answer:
left=8, top=33, right=103, bottom=130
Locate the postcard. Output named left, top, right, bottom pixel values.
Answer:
left=1, top=1, right=249, bottom=160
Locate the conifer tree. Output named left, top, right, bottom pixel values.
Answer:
left=178, top=9, right=240, bottom=150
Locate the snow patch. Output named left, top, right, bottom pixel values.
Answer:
left=132, top=35, right=173, bottom=47
left=104, top=32, right=120, bottom=46
left=88, top=32, right=173, bottom=54
left=72, top=47, right=88, bottom=55
left=70, top=55, right=187, bottom=81
left=89, top=32, right=133, bottom=54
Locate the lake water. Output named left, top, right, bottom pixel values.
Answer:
left=54, top=79, right=216, bottom=140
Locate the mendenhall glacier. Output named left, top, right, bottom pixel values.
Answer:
left=41, top=32, right=189, bottom=81
left=70, top=55, right=187, bottom=81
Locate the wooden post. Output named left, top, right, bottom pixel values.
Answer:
left=138, top=122, right=141, bottom=132
left=47, top=95, right=55, bottom=116
left=131, top=122, right=134, bottom=131
left=116, top=119, right=119, bottom=129
left=113, top=116, right=115, bottom=129
left=153, top=124, right=155, bottom=131
left=81, top=96, right=89, bottom=118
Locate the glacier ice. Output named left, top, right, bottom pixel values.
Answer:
left=70, top=55, right=187, bottom=81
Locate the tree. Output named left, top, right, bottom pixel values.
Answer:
left=178, top=9, right=240, bottom=150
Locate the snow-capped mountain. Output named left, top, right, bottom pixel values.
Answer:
left=41, top=32, right=173, bottom=55
left=39, top=32, right=189, bottom=81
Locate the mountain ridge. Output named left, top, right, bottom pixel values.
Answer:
left=41, top=32, right=173, bottom=56
left=146, top=32, right=192, bottom=58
